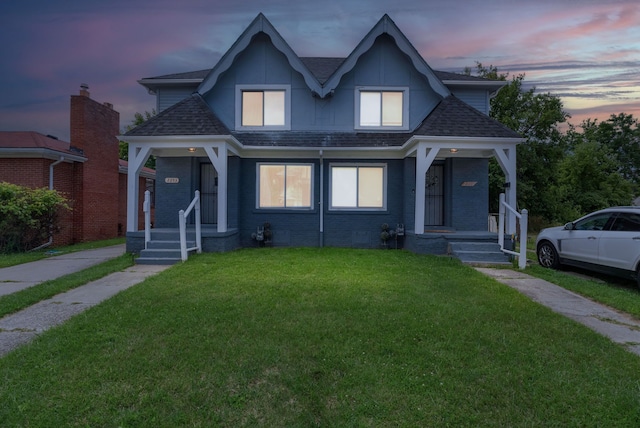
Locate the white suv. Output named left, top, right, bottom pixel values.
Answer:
left=536, top=207, right=640, bottom=287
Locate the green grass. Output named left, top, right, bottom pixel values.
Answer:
left=2, top=248, right=640, bottom=426
left=0, top=237, right=125, bottom=268
left=0, top=253, right=134, bottom=318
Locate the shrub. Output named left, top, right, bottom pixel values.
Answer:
left=0, top=182, right=70, bottom=253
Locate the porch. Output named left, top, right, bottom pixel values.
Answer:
left=127, top=226, right=240, bottom=265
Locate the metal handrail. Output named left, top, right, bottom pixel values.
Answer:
left=498, top=193, right=528, bottom=269
left=179, top=190, right=202, bottom=261
left=144, top=190, right=151, bottom=249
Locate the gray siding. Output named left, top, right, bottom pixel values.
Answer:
left=449, top=88, right=489, bottom=114
left=203, top=33, right=441, bottom=132
left=157, top=87, right=198, bottom=112
left=237, top=157, right=321, bottom=248
left=448, top=158, right=489, bottom=230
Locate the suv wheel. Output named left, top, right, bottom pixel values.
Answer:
left=537, top=241, right=560, bottom=269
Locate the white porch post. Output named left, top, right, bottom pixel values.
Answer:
left=126, top=144, right=152, bottom=232
left=204, top=145, right=228, bottom=233
left=493, top=146, right=518, bottom=235
left=414, top=143, right=440, bottom=235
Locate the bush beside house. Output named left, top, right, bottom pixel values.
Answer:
left=0, top=86, right=155, bottom=250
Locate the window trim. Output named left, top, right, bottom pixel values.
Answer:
left=354, top=87, right=409, bottom=130
left=329, top=163, right=387, bottom=211
left=256, top=162, right=314, bottom=210
left=236, top=84, right=291, bottom=131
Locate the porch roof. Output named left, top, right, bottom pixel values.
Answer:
left=125, top=94, right=521, bottom=146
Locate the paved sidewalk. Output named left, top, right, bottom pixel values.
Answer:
left=0, top=245, right=170, bottom=357
left=0, top=264, right=168, bottom=357
left=0, top=245, right=127, bottom=296
left=477, top=267, right=640, bottom=357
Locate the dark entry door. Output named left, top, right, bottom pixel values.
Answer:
left=425, top=164, right=444, bottom=226
left=200, top=163, right=217, bottom=224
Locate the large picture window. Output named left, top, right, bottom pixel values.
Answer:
left=258, top=164, right=312, bottom=209
left=236, top=85, right=291, bottom=130
left=330, top=164, right=386, bottom=210
left=356, top=88, right=408, bottom=130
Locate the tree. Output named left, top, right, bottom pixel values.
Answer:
left=577, top=114, right=640, bottom=194
left=119, top=110, right=156, bottom=169
left=557, top=138, right=633, bottom=215
left=465, top=63, right=570, bottom=224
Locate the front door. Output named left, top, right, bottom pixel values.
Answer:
left=425, top=164, right=444, bottom=226
left=200, top=163, right=217, bottom=224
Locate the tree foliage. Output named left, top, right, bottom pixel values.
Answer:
left=0, top=182, right=71, bottom=253
left=575, top=114, right=640, bottom=192
left=466, top=63, right=570, bottom=222
left=119, top=110, right=156, bottom=169
left=466, top=62, right=637, bottom=227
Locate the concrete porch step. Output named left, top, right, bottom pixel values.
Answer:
left=448, top=241, right=512, bottom=266
left=135, top=240, right=196, bottom=265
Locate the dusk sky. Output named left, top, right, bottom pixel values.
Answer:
left=1, top=0, right=638, bottom=142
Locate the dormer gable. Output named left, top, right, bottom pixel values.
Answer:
left=197, top=13, right=322, bottom=97
left=322, top=14, right=449, bottom=99
left=197, top=13, right=450, bottom=101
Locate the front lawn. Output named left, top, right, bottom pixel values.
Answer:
left=1, top=248, right=640, bottom=426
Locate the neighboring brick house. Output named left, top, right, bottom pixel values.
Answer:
left=0, top=86, right=155, bottom=248
left=122, top=14, right=522, bottom=257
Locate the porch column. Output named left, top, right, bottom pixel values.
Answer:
left=126, top=144, right=152, bottom=232
left=493, top=146, right=517, bottom=235
left=204, top=145, right=228, bottom=233
left=414, top=143, right=440, bottom=235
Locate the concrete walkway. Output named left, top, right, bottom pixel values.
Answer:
left=0, top=245, right=127, bottom=296
left=0, top=245, right=170, bottom=357
left=477, top=267, right=640, bottom=357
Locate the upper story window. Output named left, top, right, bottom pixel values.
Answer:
left=236, top=85, right=291, bottom=130
left=355, top=87, right=409, bottom=130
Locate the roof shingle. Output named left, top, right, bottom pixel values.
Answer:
left=125, top=94, right=231, bottom=136
left=125, top=94, right=520, bottom=145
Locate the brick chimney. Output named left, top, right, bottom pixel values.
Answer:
left=70, top=84, right=121, bottom=242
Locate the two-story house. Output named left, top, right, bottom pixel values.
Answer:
left=122, top=13, right=522, bottom=261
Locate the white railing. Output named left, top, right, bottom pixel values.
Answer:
left=179, top=190, right=202, bottom=261
left=144, top=190, right=151, bottom=249
left=498, top=193, right=528, bottom=269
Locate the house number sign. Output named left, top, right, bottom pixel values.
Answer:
left=165, top=177, right=180, bottom=184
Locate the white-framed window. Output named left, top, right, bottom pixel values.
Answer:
left=330, top=164, right=386, bottom=210
left=236, top=85, right=291, bottom=130
left=257, top=163, right=313, bottom=209
left=355, top=87, right=409, bottom=130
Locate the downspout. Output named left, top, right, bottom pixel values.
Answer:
left=30, top=156, right=64, bottom=251
left=49, top=156, right=64, bottom=190
left=319, top=150, right=324, bottom=248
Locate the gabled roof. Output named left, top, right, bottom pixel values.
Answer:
left=415, top=96, right=519, bottom=138
left=196, top=14, right=451, bottom=99
left=125, top=94, right=231, bottom=136
left=197, top=13, right=323, bottom=97
left=321, top=14, right=449, bottom=98
left=299, top=58, right=345, bottom=84
left=0, top=131, right=86, bottom=161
